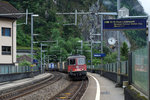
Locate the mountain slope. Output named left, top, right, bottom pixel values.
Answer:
left=5, top=0, right=147, bottom=62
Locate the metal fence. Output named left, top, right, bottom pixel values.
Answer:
left=0, top=65, right=39, bottom=74
left=87, top=61, right=128, bottom=75
left=87, top=46, right=148, bottom=95
left=132, top=46, right=148, bottom=94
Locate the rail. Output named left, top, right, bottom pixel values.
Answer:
left=70, top=80, right=84, bottom=100
left=0, top=72, right=62, bottom=100
left=51, top=79, right=88, bottom=100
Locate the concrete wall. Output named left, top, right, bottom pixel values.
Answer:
left=124, top=87, right=147, bottom=100
left=0, top=18, right=16, bottom=64
left=0, top=71, right=40, bottom=83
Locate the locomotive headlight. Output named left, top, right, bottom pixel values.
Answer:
left=76, top=66, right=79, bottom=69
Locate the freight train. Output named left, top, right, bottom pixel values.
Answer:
left=46, top=55, right=87, bottom=79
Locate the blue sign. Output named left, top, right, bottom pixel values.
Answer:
left=33, top=59, right=38, bottom=63
left=94, top=53, right=106, bottom=57
left=103, top=19, right=146, bottom=30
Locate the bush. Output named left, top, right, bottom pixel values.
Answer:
left=19, top=60, right=31, bottom=66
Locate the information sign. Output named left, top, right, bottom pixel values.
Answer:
left=103, top=19, right=146, bottom=30
left=94, top=53, right=106, bottom=57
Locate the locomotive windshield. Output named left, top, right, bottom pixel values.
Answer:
left=69, top=59, right=76, bottom=65
left=78, top=58, right=85, bottom=65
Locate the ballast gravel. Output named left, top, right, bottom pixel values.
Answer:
left=16, top=74, right=71, bottom=100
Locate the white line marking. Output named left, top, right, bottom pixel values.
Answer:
left=89, top=74, right=100, bottom=100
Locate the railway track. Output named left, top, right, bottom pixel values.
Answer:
left=51, top=78, right=88, bottom=100
left=0, top=72, right=62, bottom=100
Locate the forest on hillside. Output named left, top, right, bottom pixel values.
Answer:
left=5, top=0, right=147, bottom=64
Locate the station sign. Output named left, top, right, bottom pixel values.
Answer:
left=88, top=60, right=91, bottom=63
left=94, top=53, right=106, bottom=57
left=33, top=59, right=38, bottom=63
left=103, top=19, right=146, bottom=30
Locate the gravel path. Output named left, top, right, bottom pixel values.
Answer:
left=16, top=74, right=71, bottom=100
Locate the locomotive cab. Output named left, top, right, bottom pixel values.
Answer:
left=67, top=55, right=87, bottom=77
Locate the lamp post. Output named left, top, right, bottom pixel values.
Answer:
left=31, top=14, right=39, bottom=64
left=30, top=14, right=39, bottom=76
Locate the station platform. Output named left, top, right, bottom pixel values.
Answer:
left=0, top=73, right=52, bottom=92
left=81, top=72, right=124, bottom=100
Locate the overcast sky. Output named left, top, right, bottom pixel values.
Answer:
left=138, top=0, right=150, bottom=15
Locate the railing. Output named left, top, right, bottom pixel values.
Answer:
left=87, top=61, right=128, bottom=75
left=0, top=65, right=39, bottom=74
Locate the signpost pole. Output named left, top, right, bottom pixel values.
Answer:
left=40, top=43, right=42, bottom=73
left=81, top=40, right=83, bottom=55
left=117, top=31, right=121, bottom=86
left=44, top=54, right=45, bottom=73
left=48, top=56, right=49, bottom=66
left=91, top=40, right=93, bottom=69
left=117, top=0, right=120, bottom=11
left=117, top=1, right=121, bottom=86
left=101, top=15, right=104, bottom=69
left=148, top=16, right=150, bottom=100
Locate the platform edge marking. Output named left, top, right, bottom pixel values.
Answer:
left=89, top=74, right=100, bottom=100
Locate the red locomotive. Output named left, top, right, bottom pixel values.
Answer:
left=67, top=55, right=87, bottom=78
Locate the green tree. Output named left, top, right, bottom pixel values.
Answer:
left=103, top=52, right=117, bottom=64
left=121, top=42, right=129, bottom=60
